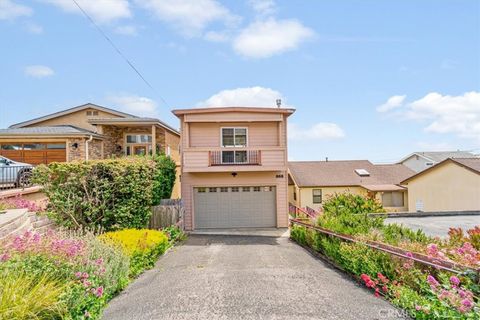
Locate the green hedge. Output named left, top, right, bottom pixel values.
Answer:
left=33, top=156, right=176, bottom=231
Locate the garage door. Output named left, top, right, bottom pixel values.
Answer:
left=194, top=186, right=276, bottom=229
left=0, top=143, right=66, bottom=165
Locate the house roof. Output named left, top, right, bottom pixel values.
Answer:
left=399, top=151, right=477, bottom=163
left=402, top=157, right=480, bottom=184
left=0, top=125, right=103, bottom=138
left=88, top=117, right=180, bottom=136
left=9, top=103, right=136, bottom=128
left=172, top=106, right=296, bottom=116
left=288, top=160, right=415, bottom=189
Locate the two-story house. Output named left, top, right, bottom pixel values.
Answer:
left=173, top=107, right=295, bottom=230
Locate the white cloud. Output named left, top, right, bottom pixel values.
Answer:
left=136, top=0, right=240, bottom=37
left=26, top=22, right=43, bottom=34
left=380, top=91, right=480, bottom=142
left=108, top=95, right=158, bottom=117
left=233, top=18, right=314, bottom=58
left=204, top=30, right=230, bottom=42
left=197, top=86, right=285, bottom=108
left=248, top=0, right=276, bottom=16
left=42, top=0, right=131, bottom=23
left=114, top=25, right=137, bottom=36
left=0, top=0, right=32, bottom=20
left=288, top=123, right=346, bottom=140
left=376, top=95, right=406, bottom=112
left=24, top=65, right=54, bottom=78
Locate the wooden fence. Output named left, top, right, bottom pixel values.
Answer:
left=149, top=199, right=184, bottom=230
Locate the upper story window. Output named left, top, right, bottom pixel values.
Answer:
left=221, top=128, right=247, bottom=147
left=312, top=189, right=322, bottom=203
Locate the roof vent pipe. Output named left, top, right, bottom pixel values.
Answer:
left=326, top=157, right=328, bottom=162
left=276, top=99, right=282, bottom=108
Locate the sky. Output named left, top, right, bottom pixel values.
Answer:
left=0, top=0, right=479, bottom=162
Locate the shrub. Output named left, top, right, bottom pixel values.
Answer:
left=99, top=229, right=169, bottom=277
left=0, top=229, right=130, bottom=319
left=0, top=271, right=67, bottom=320
left=33, top=157, right=160, bottom=230
left=322, top=192, right=385, bottom=216
left=151, top=155, right=177, bottom=205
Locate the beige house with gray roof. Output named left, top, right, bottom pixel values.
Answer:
left=288, top=160, right=415, bottom=212
left=402, top=158, right=480, bottom=212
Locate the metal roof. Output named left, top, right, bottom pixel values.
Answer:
left=0, top=125, right=102, bottom=137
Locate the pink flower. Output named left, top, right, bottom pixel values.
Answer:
left=83, top=280, right=91, bottom=287
left=0, top=253, right=10, bottom=262
left=95, top=286, right=104, bottom=298
left=415, top=305, right=422, bottom=311
left=75, top=272, right=83, bottom=278
left=95, top=258, right=104, bottom=266
left=450, top=276, right=460, bottom=287
left=427, top=275, right=439, bottom=288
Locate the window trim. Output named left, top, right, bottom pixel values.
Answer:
left=312, top=189, right=322, bottom=204
left=220, top=127, right=248, bottom=148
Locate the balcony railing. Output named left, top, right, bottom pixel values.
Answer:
left=209, top=150, right=261, bottom=166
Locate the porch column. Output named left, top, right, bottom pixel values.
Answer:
left=151, top=125, right=157, bottom=155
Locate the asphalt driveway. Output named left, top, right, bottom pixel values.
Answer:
left=386, top=215, right=480, bottom=237
left=103, top=234, right=403, bottom=320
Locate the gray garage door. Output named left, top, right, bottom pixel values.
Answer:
left=194, top=186, right=276, bottom=229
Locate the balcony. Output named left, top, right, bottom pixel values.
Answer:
left=209, top=150, right=261, bottom=166
left=182, top=147, right=286, bottom=173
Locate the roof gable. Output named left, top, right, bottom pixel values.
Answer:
left=401, top=158, right=480, bottom=184
left=399, top=151, right=476, bottom=164
left=9, top=103, right=136, bottom=128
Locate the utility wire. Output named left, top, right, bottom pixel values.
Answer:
left=71, top=0, right=170, bottom=108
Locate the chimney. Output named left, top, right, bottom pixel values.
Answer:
left=276, top=99, right=282, bottom=108
left=326, top=157, right=329, bottom=162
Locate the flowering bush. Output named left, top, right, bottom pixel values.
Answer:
left=290, top=194, right=480, bottom=319
left=0, top=196, right=45, bottom=212
left=0, top=229, right=129, bottom=319
left=99, top=229, right=169, bottom=277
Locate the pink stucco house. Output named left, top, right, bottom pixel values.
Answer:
left=172, top=107, right=295, bottom=231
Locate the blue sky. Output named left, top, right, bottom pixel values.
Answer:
left=0, top=0, right=479, bottom=162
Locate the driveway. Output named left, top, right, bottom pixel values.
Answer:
left=103, top=234, right=404, bottom=320
left=386, top=215, right=480, bottom=237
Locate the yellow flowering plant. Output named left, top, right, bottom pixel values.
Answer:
left=99, top=229, right=169, bottom=277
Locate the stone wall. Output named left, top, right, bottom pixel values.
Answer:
left=88, top=139, right=103, bottom=160
left=102, top=126, right=124, bottom=158
left=0, top=209, right=55, bottom=240
left=68, top=138, right=86, bottom=161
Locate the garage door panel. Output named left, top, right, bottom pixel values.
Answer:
left=0, top=143, right=66, bottom=165
left=194, top=186, right=276, bottom=229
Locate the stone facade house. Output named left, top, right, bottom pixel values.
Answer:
left=0, top=103, right=181, bottom=196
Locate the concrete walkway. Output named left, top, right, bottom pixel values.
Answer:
left=103, top=234, right=404, bottom=320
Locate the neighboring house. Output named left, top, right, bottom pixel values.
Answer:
left=0, top=103, right=181, bottom=197
left=401, top=158, right=480, bottom=212
left=398, top=151, right=477, bottom=173
left=172, top=107, right=295, bottom=230
left=288, top=160, right=415, bottom=212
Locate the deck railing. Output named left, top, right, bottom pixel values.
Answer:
left=209, top=150, right=261, bottom=166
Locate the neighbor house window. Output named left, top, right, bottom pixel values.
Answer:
left=221, top=128, right=247, bottom=147
left=293, top=191, right=297, bottom=201
left=312, top=189, right=322, bottom=203
left=126, top=134, right=152, bottom=143
left=382, top=192, right=404, bottom=207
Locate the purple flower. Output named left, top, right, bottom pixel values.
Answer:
left=427, top=275, right=439, bottom=288
left=462, top=299, right=473, bottom=308
left=449, top=276, right=460, bottom=287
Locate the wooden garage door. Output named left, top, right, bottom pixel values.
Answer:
left=0, top=143, right=66, bottom=165
left=194, top=186, right=276, bottom=229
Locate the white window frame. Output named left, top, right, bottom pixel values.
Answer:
left=220, top=127, right=248, bottom=148
left=124, top=134, right=153, bottom=156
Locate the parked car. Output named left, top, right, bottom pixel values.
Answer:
left=0, top=156, right=33, bottom=188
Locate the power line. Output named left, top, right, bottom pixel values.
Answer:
left=71, top=0, right=170, bottom=108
